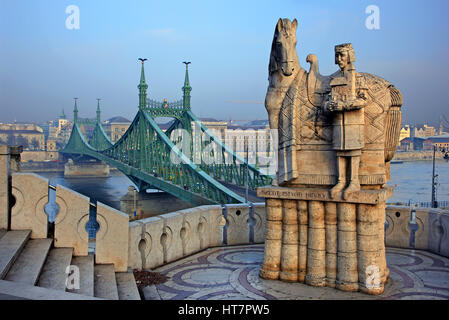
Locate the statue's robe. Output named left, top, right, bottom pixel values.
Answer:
left=277, top=67, right=401, bottom=188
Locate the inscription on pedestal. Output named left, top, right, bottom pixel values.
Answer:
left=257, top=186, right=393, bottom=205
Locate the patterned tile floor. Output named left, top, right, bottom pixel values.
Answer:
left=143, top=245, right=449, bottom=300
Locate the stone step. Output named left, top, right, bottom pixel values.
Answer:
left=94, top=264, right=119, bottom=300
left=115, top=272, right=141, bottom=300
left=0, top=280, right=101, bottom=300
left=0, top=229, right=6, bottom=240
left=5, top=238, right=53, bottom=285
left=0, top=230, right=31, bottom=279
left=67, top=254, right=94, bottom=297
left=38, top=248, right=74, bottom=291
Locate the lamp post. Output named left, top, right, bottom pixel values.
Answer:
left=431, top=145, right=438, bottom=208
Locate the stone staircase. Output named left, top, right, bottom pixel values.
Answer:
left=0, top=229, right=140, bottom=300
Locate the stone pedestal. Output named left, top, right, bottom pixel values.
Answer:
left=258, top=186, right=392, bottom=295
left=64, top=161, right=110, bottom=177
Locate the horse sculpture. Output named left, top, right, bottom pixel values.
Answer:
left=265, top=18, right=403, bottom=191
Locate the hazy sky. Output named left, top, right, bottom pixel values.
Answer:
left=1, top=0, right=448, bottom=128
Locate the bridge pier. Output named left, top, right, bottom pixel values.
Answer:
left=64, top=159, right=110, bottom=177
left=120, top=186, right=194, bottom=219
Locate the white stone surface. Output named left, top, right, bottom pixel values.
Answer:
left=37, top=248, right=74, bottom=291
left=5, top=238, right=52, bottom=285
left=225, top=204, right=251, bottom=245
left=0, top=279, right=101, bottom=300
left=115, top=272, right=140, bottom=300
left=11, top=173, right=49, bottom=239
left=95, top=202, right=129, bottom=272
left=0, top=145, right=10, bottom=230
left=253, top=203, right=267, bottom=243
left=94, top=264, right=118, bottom=300
left=54, top=184, right=90, bottom=256
left=0, top=230, right=30, bottom=279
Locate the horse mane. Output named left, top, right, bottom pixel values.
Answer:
left=268, top=28, right=279, bottom=75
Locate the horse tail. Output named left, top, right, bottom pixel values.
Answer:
left=384, top=86, right=403, bottom=162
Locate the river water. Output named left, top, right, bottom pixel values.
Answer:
left=34, top=159, right=449, bottom=211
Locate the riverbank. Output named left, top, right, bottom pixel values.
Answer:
left=21, top=161, right=120, bottom=173
left=392, top=151, right=446, bottom=161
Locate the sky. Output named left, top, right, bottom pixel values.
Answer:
left=1, top=0, right=448, bottom=128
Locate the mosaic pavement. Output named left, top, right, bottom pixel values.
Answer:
left=143, top=245, right=449, bottom=300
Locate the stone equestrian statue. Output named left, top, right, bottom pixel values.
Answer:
left=259, top=18, right=403, bottom=295
left=265, top=18, right=402, bottom=197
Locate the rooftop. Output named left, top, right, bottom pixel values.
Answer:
left=106, top=116, right=131, bottom=124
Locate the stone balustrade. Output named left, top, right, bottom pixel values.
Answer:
left=127, top=203, right=267, bottom=270
left=2, top=147, right=448, bottom=276
left=386, top=205, right=449, bottom=258
left=8, top=172, right=129, bottom=272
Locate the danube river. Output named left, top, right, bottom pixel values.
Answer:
left=34, top=159, right=449, bottom=211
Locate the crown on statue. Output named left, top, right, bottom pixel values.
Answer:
left=334, top=43, right=356, bottom=63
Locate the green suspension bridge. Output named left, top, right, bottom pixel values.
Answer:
left=60, top=61, right=272, bottom=205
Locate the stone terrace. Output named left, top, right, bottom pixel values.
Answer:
left=143, top=244, right=449, bottom=300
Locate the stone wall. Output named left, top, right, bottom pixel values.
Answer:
left=21, top=151, right=59, bottom=162
left=64, top=162, right=110, bottom=177
left=386, top=205, right=449, bottom=258
left=127, top=203, right=266, bottom=270
left=393, top=151, right=444, bottom=161
left=0, top=145, right=10, bottom=230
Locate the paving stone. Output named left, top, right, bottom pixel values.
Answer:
left=5, top=238, right=52, bottom=285
left=38, top=248, right=74, bottom=291
left=0, top=230, right=31, bottom=279
left=149, top=244, right=449, bottom=300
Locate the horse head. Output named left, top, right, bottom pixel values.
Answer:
left=269, top=18, right=299, bottom=77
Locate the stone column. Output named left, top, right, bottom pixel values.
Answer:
left=297, top=200, right=308, bottom=283
left=336, top=203, right=358, bottom=291
left=0, top=145, right=10, bottom=230
left=280, top=200, right=298, bottom=282
left=260, top=198, right=283, bottom=280
left=325, top=202, right=337, bottom=288
left=306, top=201, right=326, bottom=287
left=378, top=203, right=389, bottom=283
left=357, top=204, right=384, bottom=294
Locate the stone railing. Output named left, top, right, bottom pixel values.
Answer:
left=386, top=205, right=449, bottom=258
left=3, top=145, right=448, bottom=275
left=8, top=172, right=129, bottom=272
left=127, top=203, right=266, bottom=270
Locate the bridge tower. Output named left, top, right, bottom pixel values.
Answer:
left=138, top=59, right=148, bottom=110
left=182, top=62, right=192, bottom=110
left=96, top=98, right=101, bottom=123
left=73, top=98, right=79, bottom=123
